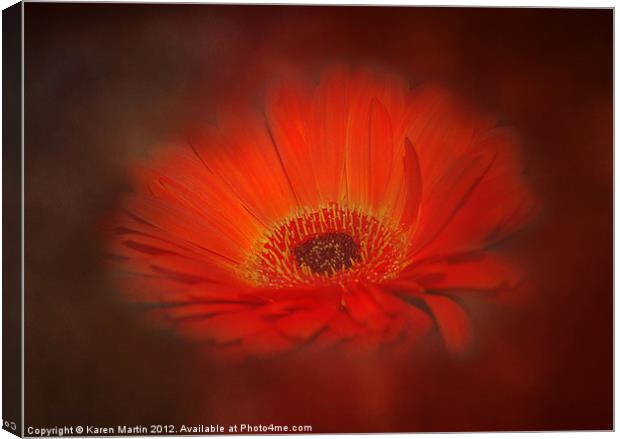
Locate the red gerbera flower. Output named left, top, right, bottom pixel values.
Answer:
left=109, top=67, right=539, bottom=358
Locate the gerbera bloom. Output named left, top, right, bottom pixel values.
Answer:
left=109, top=67, right=538, bottom=358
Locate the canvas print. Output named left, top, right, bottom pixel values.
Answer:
left=2, top=2, right=613, bottom=436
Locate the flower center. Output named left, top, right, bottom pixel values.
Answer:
left=239, top=203, right=407, bottom=288
left=293, top=232, right=360, bottom=275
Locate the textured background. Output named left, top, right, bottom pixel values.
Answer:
left=24, top=4, right=612, bottom=432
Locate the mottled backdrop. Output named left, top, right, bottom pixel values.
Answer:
left=24, top=4, right=612, bottom=432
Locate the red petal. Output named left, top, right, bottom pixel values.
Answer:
left=401, top=85, right=495, bottom=188
left=175, top=311, right=268, bottom=344
left=407, top=252, right=521, bottom=291
left=120, top=273, right=191, bottom=302
left=187, top=283, right=264, bottom=303
left=399, top=305, right=434, bottom=343
left=242, top=327, right=295, bottom=357
left=328, top=309, right=364, bottom=339
left=408, top=146, right=496, bottom=256
left=423, top=294, right=472, bottom=354
left=275, top=302, right=339, bottom=340
left=413, top=129, right=540, bottom=259
left=342, top=286, right=389, bottom=331
left=164, top=303, right=251, bottom=320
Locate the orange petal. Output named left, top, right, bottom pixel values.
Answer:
left=399, top=138, right=423, bottom=228
left=194, top=106, right=299, bottom=224
left=133, top=144, right=263, bottom=244
left=308, top=67, right=349, bottom=203
left=264, top=80, right=318, bottom=207
left=368, top=98, right=396, bottom=213
left=121, top=193, right=244, bottom=266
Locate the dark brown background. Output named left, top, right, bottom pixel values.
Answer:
left=24, top=4, right=612, bottom=432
